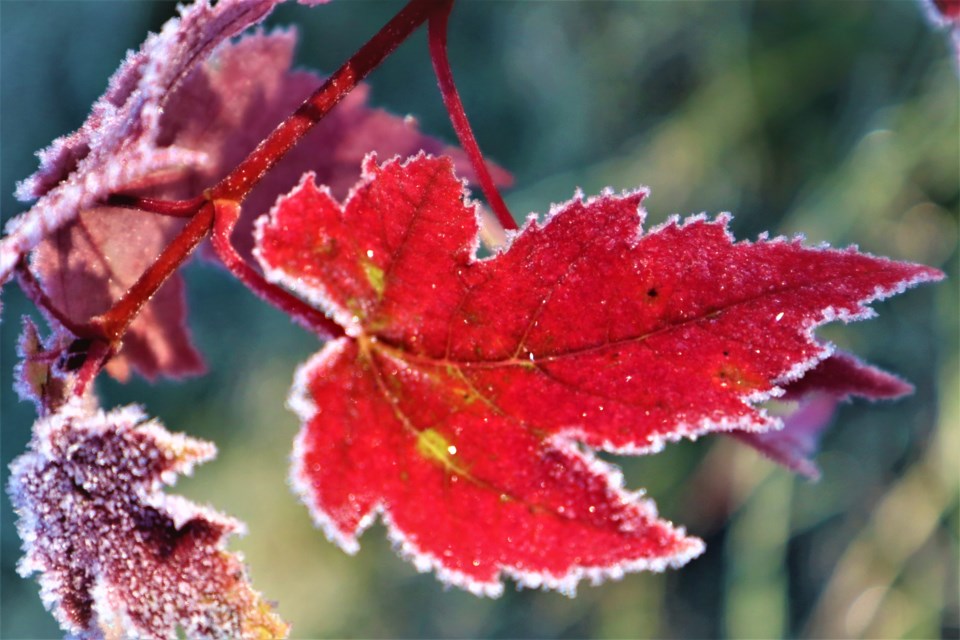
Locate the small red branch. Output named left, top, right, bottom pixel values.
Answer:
left=105, top=194, right=206, bottom=218
left=211, top=200, right=343, bottom=339
left=91, top=204, right=215, bottom=342
left=428, top=3, right=516, bottom=231
left=212, top=0, right=444, bottom=203
left=73, top=340, right=114, bottom=397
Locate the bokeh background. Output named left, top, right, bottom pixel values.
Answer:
left=1, top=1, right=957, bottom=638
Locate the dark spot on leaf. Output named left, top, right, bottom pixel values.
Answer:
left=133, top=507, right=218, bottom=560
left=66, top=338, right=92, bottom=354
left=62, top=338, right=93, bottom=372
left=68, top=478, right=93, bottom=501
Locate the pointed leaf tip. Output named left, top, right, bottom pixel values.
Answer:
left=736, top=350, right=921, bottom=478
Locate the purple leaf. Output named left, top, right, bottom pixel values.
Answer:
left=8, top=401, right=288, bottom=639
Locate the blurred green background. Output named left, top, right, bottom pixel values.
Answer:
left=1, top=1, right=957, bottom=638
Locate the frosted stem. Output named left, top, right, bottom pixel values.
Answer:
left=428, top=2, right=517, bottom=231
left=210, top=200, right=343, bottom=339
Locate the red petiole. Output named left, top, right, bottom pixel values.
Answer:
left=428, top=3, right=517, bottom=231
left=105, top=194, right=207, bottom=218
left=210, top=200, right=343, bottom=339
left=91, top=202, right=215, bottom=342
left=211, top=0, right=444, bottom=202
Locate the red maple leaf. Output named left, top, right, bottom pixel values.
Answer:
left=254, top=154, right=941, bottom=595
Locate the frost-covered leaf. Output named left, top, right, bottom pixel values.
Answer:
left=8, top=402, right=287, bottom=639
left=3, top=10, right=507, bottom=381
left=254, top=154, right=942, bottom=595
left=0, top=0, right=283, bottom=379
left=779, top=351, right=913, bottom=401
left=736, top=351, right=913, bottom=479
left=2, top=0, right=282, bottom=276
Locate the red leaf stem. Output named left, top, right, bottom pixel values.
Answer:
left=72, top=340, right=114, bottom=397
left=211, top=199, right=343, bottom=339
left=104, top=193, right=207, bottom=218
left=210, top=0, right=445, bottom=203
left=428, top=3, right=516, bottom=231
left=91, top=204, right=215, bottom=343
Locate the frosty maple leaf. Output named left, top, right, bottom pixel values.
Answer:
left=7, top=401, right=287, bottom=639
left=254, top=154, right=942, bottom=595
